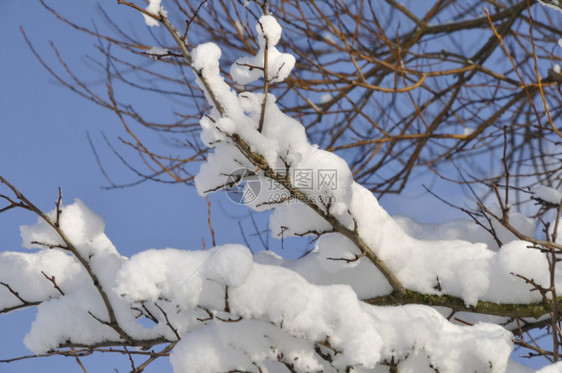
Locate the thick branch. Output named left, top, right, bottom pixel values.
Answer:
left=365, top=290, right=557, bottom=319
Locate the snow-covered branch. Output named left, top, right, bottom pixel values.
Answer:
left=3, top=0, right=562, bottom=371
left=146, top=6, right=562, bottom=311
left=0, top=175, right=172, bottom=351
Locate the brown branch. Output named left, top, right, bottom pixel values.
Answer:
left=206, top=195, right=216, bottom=247
left=0, top=346, right=173, bottom=365
left=116, top=0, right=162, bottom=23
left=132, top=342, right=177, bottom=373
left=526, top=0, right=562, bottom=139
left=154, top=303, right=181, bottom=341
left=257, top=19, right=269, bottom=133
left=479, top=202, right=562, bottom=251
left=70, top=347, right=88, bottom=373
left=41, top=271, right=65, bottom=296
left=365, top=290, right=560, bottom=319
left=0, top=282, right=41, bottom=312
left=30, top=241, right=67, bottom=250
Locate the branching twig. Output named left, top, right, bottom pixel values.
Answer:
left=41, top=271, right=65, bottom=296
left=154, top=303, right=181, bottom=341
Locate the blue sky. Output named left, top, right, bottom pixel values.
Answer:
left=0, top=1, right=551, bottom=371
